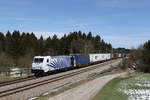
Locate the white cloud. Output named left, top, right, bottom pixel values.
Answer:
left=101, top=34, right=149, bottom=49
left=2, top=31, right=66, bottom=39
left=32, top=31, right=66, bottom=39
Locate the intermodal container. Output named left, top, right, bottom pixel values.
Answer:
left=73, top=54, right=90, bottom=66
left=89, top=53, right=111, bottom=63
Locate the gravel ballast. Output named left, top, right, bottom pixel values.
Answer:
left=48, top=72, right=128, bottom=100
left=0, top=59, right=122, bottom=100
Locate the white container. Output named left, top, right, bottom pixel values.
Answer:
left=89, top=53, right=111, bottom=62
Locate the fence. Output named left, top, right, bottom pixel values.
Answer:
left=0, top=68, right=31, bottom=77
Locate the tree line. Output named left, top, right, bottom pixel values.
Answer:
left=129, top=40, right=150, bottom=72
left=0, top=30, right=112, bottom=70
left=139, top=40, right=150, bottom=72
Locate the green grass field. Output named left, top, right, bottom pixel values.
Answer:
left=93, top=73, right=150, bottom=100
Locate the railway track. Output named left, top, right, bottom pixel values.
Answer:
left=0, top=75, right=36, bottom=87
left=0, top=59, right=115, bottom=88
left=0, top=60, right=107, bottom=88
left=0, top=58, right=121, bottom=98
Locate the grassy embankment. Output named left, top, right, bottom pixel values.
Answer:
left=36, top=71, right=113, bottom=100
left=93, top=73, right=150, bottom=100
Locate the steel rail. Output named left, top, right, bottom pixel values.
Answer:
left=0, top=76, right=36, bottom=87
left=0, top=59, right=120, bottom=98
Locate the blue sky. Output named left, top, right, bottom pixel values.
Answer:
left=0, top=0, right=150, bottom=48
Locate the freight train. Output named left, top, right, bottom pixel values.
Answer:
left=31, top=53, right=122, bottom=77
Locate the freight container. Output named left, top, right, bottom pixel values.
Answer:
left=89, top=54, right=103, bottom=62
left=112, top=53, right=119, bottom=58
left=118, top=53, right=122, bottom=57
left=105, top=53, right=111, bottom=60
left=89, top=54, right=111, bottom=63
left=73, top=54, right=90, bottom=66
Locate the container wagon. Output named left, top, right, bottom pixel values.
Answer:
left=72, top=54, right=90, bottom=67
left=89, top=53, right=111, bottom=63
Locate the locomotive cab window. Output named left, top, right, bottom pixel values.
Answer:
left=47, top=59, right=49, bottom=63
left=34, top=58, right=43, bottom=63
left=95, top=56, right=97, bottom=59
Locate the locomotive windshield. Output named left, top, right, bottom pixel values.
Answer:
left=34, top=58, right=44, bottom=63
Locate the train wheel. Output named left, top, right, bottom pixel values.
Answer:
left=34, top=72, right=39, bottom=77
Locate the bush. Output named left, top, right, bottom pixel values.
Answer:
left=0, top=53, right=14, bottom=71
left=17, top=55, right=32, bottom=68
left=141, top=40, right=150, bottom=72
left=130, top=40, right=150, bottom=72
left=119, top=58, right=134, bottom=70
